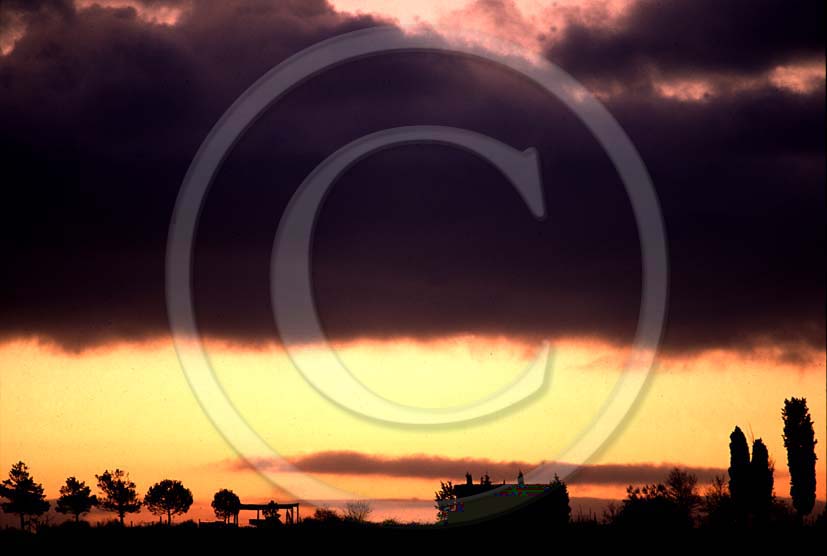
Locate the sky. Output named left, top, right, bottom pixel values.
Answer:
left=0, top=0, right=824, bottom=524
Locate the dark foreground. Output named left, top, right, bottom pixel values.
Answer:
left=2, top=521, right=825, bottom=553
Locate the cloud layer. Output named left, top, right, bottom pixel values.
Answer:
left=545, top=0, right=825, bottom=83
left=230, top=450, right=729, bottom=485
left=1, top=0, right=823, bottom=354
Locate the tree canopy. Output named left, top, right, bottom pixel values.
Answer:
left=749, top=438, right=775, bottom=521
left=344, top=500, right=373, bottom=523
left=782, top=397, right=818, bottom=518
left=666, top=467, right=701, bottom=526
left=211, top=489, right=241, bottom=524
left=728, top=426, right=751, bottom=515
left=56, top=476, right=98, bottom=522
left=96, top=469, right=141, bottom=525
left=434, top=480, right=455, bottom=523
left=547, top=474, right=571, bottom=527
left=727, top=427, right=777, bottom=524
left=614, top=467, right=700, bottom=528
left=0, top=461, right=50, bottom=530
left=144, top=479, right=193, bottom=525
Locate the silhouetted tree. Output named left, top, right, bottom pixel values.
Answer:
left=55, top=477, right=97, bottom=523
left=96, top=469, right=141, bottom=525
left=728, top=426, right=751, bottom=517
left=547, top=474, right=571, bottom=526
left=434, top=480, right=455, bottom=523
left=0, top=461, right=50, bottom=530
left=602, top=501, right=621, bottom=526
left=782, top=397, right=818, bottom=520
left=749, top=438, right=774, bottom=522
left=701, top=475, right=735, bottom=528
left=311, top=507, right=342, bottom=523
left=616, top=483, right=684, bottom=528
left=729, top=426, right=777, bottom=525
left=665, top=467, right=701, bottom=526
left=144, top=479, right=193, bottom=525
left=261, top=500, right=281, bottom=527
left=615, top=468, right=702, bottom=529
left=480, top=473, right=492, bottom=486
left=344, top=500, right=373, bottom=522
left=815, top=508, right=827, bottom=529
left=211, top=489, right=240, bottom=524
left=300, top=506, right=344, bottom=529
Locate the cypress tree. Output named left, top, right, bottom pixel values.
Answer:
left=782, top=397, right=818, bottom=519
left=749, top=438, right=774, bottom=521
left=728, top=426, right=750, bottom=515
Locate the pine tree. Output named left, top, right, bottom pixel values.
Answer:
left=56, top=477, right=98, bottom=522
left=96, top=469, right=141, bottom=525
left=0, top=461, right=50, bottom=530
left=211, top=489, right=241, bottom=524
left=144, top=479, right=193, bottom=525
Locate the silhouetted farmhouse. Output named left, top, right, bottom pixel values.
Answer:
left=440, top=471, right=553, bottom=524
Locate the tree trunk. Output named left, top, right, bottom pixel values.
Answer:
left=19, top=513, right=25, bottom=531
left=168, top=509, right=172, bottom=525
left=119, top=511, right=125, bottom=525
left=75, top=513, right=80, bottom=523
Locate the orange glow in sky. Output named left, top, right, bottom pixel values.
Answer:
left=1, top=336, right=823, bottom=523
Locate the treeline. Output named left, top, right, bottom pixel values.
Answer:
left=438, top=397, right=821, bottom=529
left=0, top=466, right=201, bottom=530
left=0, top=466, right=379, bottom=531
left=0, top=464, right=284, bottom=530
left=587, top=397, right=820, bottom=528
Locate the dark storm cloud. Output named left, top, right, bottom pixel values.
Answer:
left=228, top=451, right=729, bottom=485
left=545, top=0, right=825, bottom=84
left=0, top=0, right=823, bottom=355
